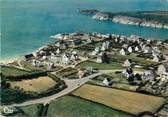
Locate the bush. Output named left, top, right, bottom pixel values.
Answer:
left=2, top=71, right=47, bottom=81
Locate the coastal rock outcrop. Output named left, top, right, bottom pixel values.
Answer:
left=79, top=9, right=168, bottom=29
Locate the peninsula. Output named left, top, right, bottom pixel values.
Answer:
left=78, top=9, right=168, bottom=29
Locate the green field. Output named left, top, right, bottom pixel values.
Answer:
left=47, top=95, right=132, bottom=117
left=56, top=67, right=78, bottom=79
left=90, top=73, right=138, bottom=91
left=0, top=65, right=30, bottom=76
left=77, top=61, right=123, bottom=70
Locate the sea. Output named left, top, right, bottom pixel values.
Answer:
left=1, top=0, right=168, bottom=61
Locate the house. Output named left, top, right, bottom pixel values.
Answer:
left=122, top=44, right=128, bottom=48
left=91, top=47, right=100, bottom=56
left=56, top=48, right=61, bottom=54
left=120, top=48, right=127, bottom=55
left=128, top=46, right=133, bottom=53
left=157, top=64, right=168, bottom=76
left=153, top=55, right=160, bottom=62
left=96, top=52, right=109, bottom=63
left=122, top=68, right=134, bottom=79
left=103, top=78, right=112, bottom=86
left=32, top=60, right=43, bottom=67
left=96, top=56, right=103, bottom=63
left=78, top=68, right=86, bottom=78
left=47, top=62, right=54, bottom=70
left=62, top=54, right=70, bottom=65
left=60, top=43, right=67, bottom=50
left=143, top=46, right=153, bottom=53
left=135, top=46, right=140, bottom=52
left=101, top=41, right=110, bottom=51
left=123, top=59, right=132, bottom=67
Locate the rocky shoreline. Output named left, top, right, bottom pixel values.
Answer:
left=78, top=9, right=168, bottom=29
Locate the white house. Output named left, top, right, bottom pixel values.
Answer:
left=143, top=46, right=153, bottom=53
left=96, top=56, right=103, bottom=63
left=157, top=64, right=167, bottom=76
left=135, top=46, right=140, bottom=52
left=32, top=60, right=43, bottom=67
left=62, top=54, right=70, bottom=65
left=56, top=48, right=61, bottom=54
left=128, top=46, right=133, bottom=53
left=101, top=41, right=110, bottom=51
left=123, top=59, right=132, bottom=67
left=103, top=78, right=112, bottom=86
left=91, top=47, right=100, bottom=56
left=122, top=68, right=134, bottom=79
left=153, top=55, right=160, bottom=62
left=120, top=48, right=127, bottom=55
left=47, top=62, right=54, bottom=70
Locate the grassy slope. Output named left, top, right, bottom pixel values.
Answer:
left=47, top=95, right=132, bottom=117
left=1, top=66, right=30, bottom=76
left=77, top=61, right=123, bottom=70
left=18, top=104, right=42, bottom=117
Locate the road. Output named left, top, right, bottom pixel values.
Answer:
left=3, top=70, right=121, bottom=108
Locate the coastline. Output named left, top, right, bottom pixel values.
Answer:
left=1, top=33, right=167, bottom=65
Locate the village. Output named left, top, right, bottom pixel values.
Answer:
left=1, top=32, right=168, bottom=117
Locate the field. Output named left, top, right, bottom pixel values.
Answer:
left=90, top=72, right=139, bottom=91
left=1, top=65, right=30, bottom=76
left=47, top=95, right=132, bottom=117
left=72, top=84, right=165, bottom=115
left=77, top=60, right=123, bottom=70
left=56, top=67, right=78, bottom=79
left=10, top=76, right=56, bottom=93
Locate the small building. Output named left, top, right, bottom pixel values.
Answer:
left=122, top=68, right=134, bottom=79
left=128, top=46, right=133, bottom=53
left=157, top=64, right=168, bottom=76
left=143, top=46, right=153, bottom=54
left=47, top=62, right=54, bottom=70
left=123, top=59, right=132, bottom=67
left=78, top=68, right=86, bottom=78
left=91, top=47, right=100, bottom=56
left=56, top=48, right=61, bottom=54
left=96, top=52, right=108, bottom=63
left=135, top=46, right=140, bottom=52
left=62, top=54, right=70, bottom=65
left=32, top=60, right=43, bottom=67
left=120, top=48, right=127, bottom=55
left=101, top=41, right=110, bottom=51
left=153, top=55, right=160, bottom=62
left=60, top=43, right=67, bottom=50
left=103, top=78, right=112, bottom=86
